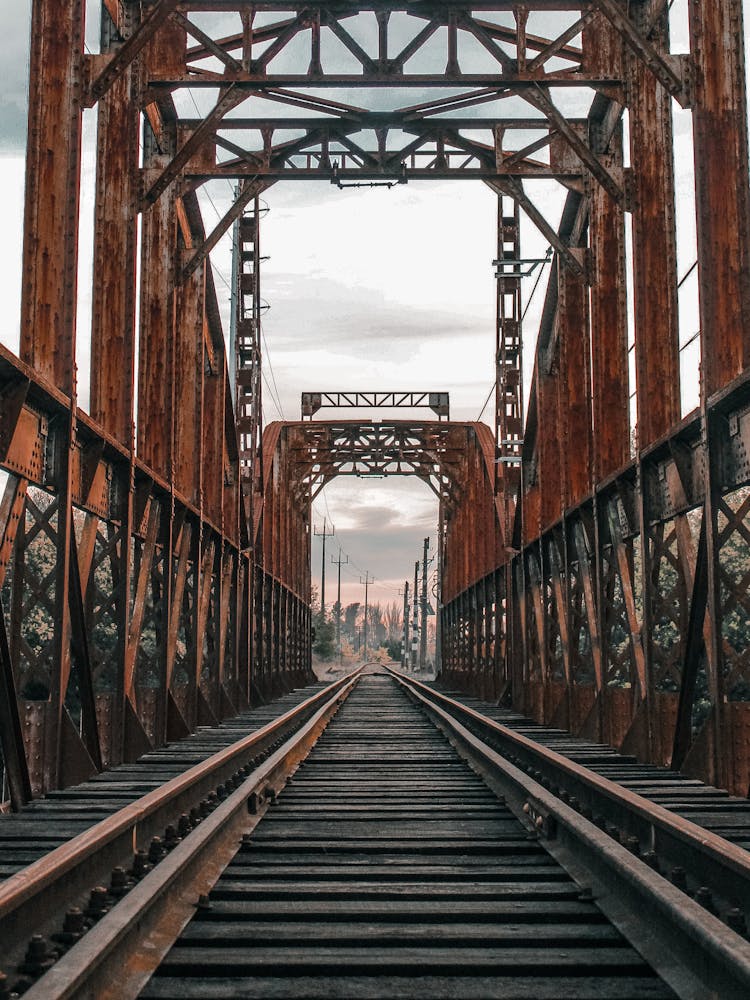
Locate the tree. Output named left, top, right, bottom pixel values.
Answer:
left=343, top=602, right=360, bottom=638
left=384, top=602, right=402, bottom=642
left=312, top=616, right=336, bottom=660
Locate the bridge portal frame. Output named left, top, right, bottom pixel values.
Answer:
left=3, top=0, right=750, bottom=803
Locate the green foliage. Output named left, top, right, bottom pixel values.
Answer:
left=312, top=612, right=336, bottom=660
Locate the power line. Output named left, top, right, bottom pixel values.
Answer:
left=261, top=370, right=284, bottom=421
left=521, top=250, right=551, bottom=322
left=261, top=327, right=286, bottom=420
left=476, top=248, right=551, bottom=423
left=476, top=382, right=495, bottom=422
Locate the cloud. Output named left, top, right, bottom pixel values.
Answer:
left=311, top=477, right=438, bottom=606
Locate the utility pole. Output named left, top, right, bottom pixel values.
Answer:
left=331, top=547, right=348, bottom=663
left=313, top=517, right=335, bottom=618
left=420, top=537, right=430, bottom=671
left=399, top=580, right=409, bottom=668
left=411, top=560, right=419, bottom=670
left=360, top=572, right=373, bottom=661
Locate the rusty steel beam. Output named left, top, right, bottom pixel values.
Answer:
left=10, top=0, right=750, bottom=808
left=90, top=3, right=139, bottom=446
left=589, top=134, right=630, bottom=481
left=0, top=592, right=32, bottom=809
left=628, top=6, right=681, bottom=448
left=557, top=264, right=592, bottom=509
left=301, top=391, right=450, bottom=419
left=594, top=0, right=688, bottom=104
left=20, top=0, right=84, bottom=395
left=85, top=0, right=181, bottom=105
left=690, top=0, right=750, bottom=395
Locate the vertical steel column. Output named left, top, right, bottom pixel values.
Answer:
left=690, top=0, right=750, bottom=394
left=538, top=349, right=563, bottom=529
left=589, top=135, right=630, bottom=481
left=202, top=362, right=225, bottom=528
left=557, top=266, right=592, bottom=509
left=20, top=0, right=84, bottom=393
left=233, top=200, right=263, bottom=527
left=138, top=137, right=177, bottom=480
left=688, top=0, right=750, bottom=786
left=628, top=5, right=681, bottom=447
left=20, top=0, right=91, bottom=790
left=495, top=196, right=524, bottom=542
left=90, top=4, right=141, bottom=761
left=90, top=2, right=139, bottom=444
left=173, top=264, right=206, bottom=505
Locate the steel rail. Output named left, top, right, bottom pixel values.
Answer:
left=386, top=669, right=750, bottom=907
left=16, top=669, right=363, bottom=1000
left=0, top=669, right=362, bottom=977
left=387, top=668, right=750, bottom=1000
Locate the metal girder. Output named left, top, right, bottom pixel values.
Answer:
left=141, top=7, right=598, bottom=91
left=301, top=392, right=450, bottom=419
left=594, top=0, right=690, bottom=106
left=176, top=117, right=591, bottom=184
left=11, top=0, right=750, bottom=810
left=85, top=0, right=182, bottom=106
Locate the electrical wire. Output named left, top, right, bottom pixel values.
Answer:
left=261, top=370, right=284, bottom=421
left=476, top=249, right=552, bottom=423
left=521, top=250, right=551, bottom=322
left=261, top=328, right=286, bottom=420
left=189, top=88, right=287, bottom=424
left=476, top=382, right=495, bottom=422
left=309, top=503, right=406, bottom=599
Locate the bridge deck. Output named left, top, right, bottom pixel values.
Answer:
left=141, top=673, right=674, bottom=999
left=438, top=688, right=750, bottom=851
left=0, top=683, right=328, bottom=881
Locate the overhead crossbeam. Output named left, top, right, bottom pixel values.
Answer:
left=301, top=392, right=450, bottom=420
left=284, top=421, right=471, bottom=501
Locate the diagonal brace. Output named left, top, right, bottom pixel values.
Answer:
left=143, top=87, right=248, bottom=208
left=485, top=177, right=585, bottom=277
left=594, top=0, right=689, bottom=106
left=86, top=0, right=181, bottom=106
left=523, top=85, right=624, bottom=204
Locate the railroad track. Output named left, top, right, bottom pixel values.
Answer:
left=0, top=682, right=330, bottom=882
left=2, top=669, right=750, bottom=997
left=435, top=686, right=750, bottom=851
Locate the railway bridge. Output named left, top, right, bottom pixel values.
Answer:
left=3, top=0, right=750, bottom=995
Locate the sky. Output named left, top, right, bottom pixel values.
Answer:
left=0, top=1, right=715, bottom=611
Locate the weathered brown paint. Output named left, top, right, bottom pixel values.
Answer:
left=538, top=355, right=563, bottom=531
left=589, top=142, right=630, bottom=480
left=173, top=264, right=205, bottom=505
left=690, top=0, right=750, bottom=395
left=138, top=175, right=176, bottom=479
left=557, top=266, right=592, bottom=509
left=90, top=3, right=138, bottom=444
left=20, top=0, right=84, bottom=395
left=628, top=10, right=681, bottom=447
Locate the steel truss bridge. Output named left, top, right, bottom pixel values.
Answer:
left=3, top=0, right=750, bottom=992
